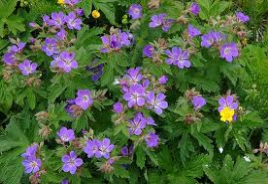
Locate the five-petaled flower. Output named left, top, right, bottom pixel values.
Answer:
left=62, top=151, right=83, bottom=175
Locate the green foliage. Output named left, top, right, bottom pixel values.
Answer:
left=204, top=155, right=268, bottom=184
left=0, top=0, right=268, bottom=183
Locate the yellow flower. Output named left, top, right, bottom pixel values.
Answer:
left=220, top=107, right=235, bottom=122
left=92, top=10, right=100, bottom=18
left=58, top=0, right=65, bottom=4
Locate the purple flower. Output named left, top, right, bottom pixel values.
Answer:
left=76, top=8, right=84, bottom=16
left=83, top=139, right=100, bottom=158
left=50, top=55, right=61, bottom=68
left=189, top=2, right=200, bottom=16
left=192, top=96, right=206, bottom=110
left=220, top=43, right=239, bottom=62
left=57, top=127, right=75, bottom=142
left=21, top=144, right=38, bottom=158
left=86, top=63, right=103, bottom=81
left=147, top=92, right=168, bottom=115
left=65, top=0, right=80, bottom=6
left=65, top=99, right=77, bottom=117
left=146, top=116, right=156, bottom=126
left=3, top=52, right=16, bottom=65
left=128, top=4, right=142, bottom=19
left=58, top=51, right=78, bottom=73
left=42, top=15, right=51, bottom=25
left=62, top=179, right=69, bottom=184
left=95, top=138, right=115, bottom=159
left=65, top=12, right=82, bottom=30
left=128, top=113, right=147, bottom=135
left=62, top=151, right=83, bottom=175
left=56, top=29, right=67, bottom=40
left=145, top=132, right=159, bottom=148
left=101, top=31, right=132, bottom=52
left=143, top=45, right=155, bottom=58
left=201, top=31, right=226, bottom=48
left=42, top=38, right=59, bottom=56
left=118, top=32, right=131, bottom=47
left=121, top=145, right=133, bottom=156
left=22, top=157, right=42, bottom=174
left=149, top=13, right=166, bottom=28
left=10, top=42, right=26, bottom=53
left=18, top=60, right=38, bottom=76
left=165, top=47, right=191, bottom=69
left=158, top=75, right=168, bottom=84
left=48, top=12, right=66, bottom=28
left=113, top=102, right=123, bottom=113
left=29, top=22, right=39, bottom=29
left=162, top=18, right=174, bottom=32
left=124, top=67, right=143, bottom=85
left=218, top=95, right=238, bottom=112
left=74, top=90, right=93, bottom=110
left=236, top=12, right=249, bottom=23
left=123, top=84, right=146, bottom=108
left=188, top=24, right=201, bottom=38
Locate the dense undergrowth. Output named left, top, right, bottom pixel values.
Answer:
left=0, top=0, right=268, bottom=184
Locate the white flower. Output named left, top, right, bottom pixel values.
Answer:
left=219, top=147, right=224, bottom=153
left=113, top=78, right=120, bottom=85
left=243, top=156, right=251, bottom=162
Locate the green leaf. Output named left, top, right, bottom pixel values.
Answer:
left=191, top=132, right=214, bottom=156
left=136, top=146, right=146, bottom=169
left=73, top=114, right=89, bottom=132
left=157, top=146, right=173, bottom=171
left=93, top=0, right=118, bottom=25
left=27, top=88, right=36, bottom=110
left=0, top=0, right=18, bottom=18
left=48, top=84, right=67, bottom=103
left=101, top=62, right=114, bottom=87
left=5, top=15, right=25, bottom=35
left=80, top=0, right=92, bottom=17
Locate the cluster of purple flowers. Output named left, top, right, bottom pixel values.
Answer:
left=201, top=31, right=240, bottom=62
left=149, top=13, right=174, bottom=32
left=201, top=31, right=226, bottom=48
left=119, top=67, right=168, bottom=115
left=2, top=42, right=39, bottom=76
left=128, top=4, right=142, bottom=20
left=21, top=144, right=42, bottom=174
left=65, top=89, right=94, bottom=117
left=101, top=30, right=132, bottom=53
left=40, top=11, right=82, bottom=31
left=83, top=138, right=115, bottom=159
left=31, top=10, right=83, bottom=73
left=62, top=151, right=83, bottom=175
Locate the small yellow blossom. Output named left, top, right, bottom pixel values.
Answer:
left=58, top=0, right=65, bottom=4
left=92, top=10, right=100, bottom=18
left=220, top=107, right=235, bottom=122
left=241, top=38, right=247, bottom=45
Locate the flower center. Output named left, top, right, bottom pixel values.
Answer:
left=30, top=161, right=38, bottom=168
